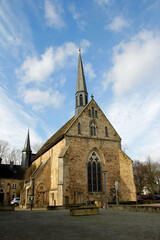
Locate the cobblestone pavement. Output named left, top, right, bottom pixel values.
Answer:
left=0, top=209, right=160, bottom=240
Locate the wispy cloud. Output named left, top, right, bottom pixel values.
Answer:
left=0, top=0, right=35, bottom=58
left=106, top=91, right=160, bottom=162
left=68, top=3, right=86, bottom=30
left=0, top=87, right=42, bottom=149
left=105, top=16, right=129, bottom=32
left=23, top=88, right=65, bottom=111
left=44, top=0, right=65, bottom=29
left=84, top=63, right=96, bottom=80
left=94, top=0, right=109, bottom=6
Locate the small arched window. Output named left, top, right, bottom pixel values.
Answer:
left=92, top=107, right=94, bottom=117
left=88, top=109, right=91, bottom=117
left=80, top=94, right=83, bottom=106
left=95, top=110, right=98, bottom=118
left=105, top=126, right=108, bottom=137
left=78, top=123, right=81, bottom=134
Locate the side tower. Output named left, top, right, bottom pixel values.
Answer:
left=75, top=49, right=88, bottom=116
left=21, top=130, right=32, bottom=169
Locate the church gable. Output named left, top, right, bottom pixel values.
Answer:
left=66, top=98, right=121, bottom=142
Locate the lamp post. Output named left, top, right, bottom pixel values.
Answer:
left=102, top=170, right=107, bottom=209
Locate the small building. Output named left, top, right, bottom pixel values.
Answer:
left=0, top=160, right=24, bottom=205
left=21, top=50, right=136, bottom=207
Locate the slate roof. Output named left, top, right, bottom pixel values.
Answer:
left=34, top=116, right=76, bottom=160
left=0, top=164, right=25, bottom=180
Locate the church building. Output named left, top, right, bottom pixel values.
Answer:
left=21, top=50, right=136, bottom=207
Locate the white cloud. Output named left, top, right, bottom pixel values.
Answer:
left=102, top=30, right=160, bottom=162
left=23, top=88, right=65, bottom=111
left=94, top=0, right=109, bottom=6
left=16, top=47, right=55, bottom=84
left=84, top=63, right=96, bottom=80
left=16, top=41, right=90, bottom=85
left=68, top=4, right=86, bottom=30
left=16, top=40, right=90, bottom=110
left=0, top=87, right=42, bottom=149
left=44, top=0, right=65, bottom=29
left=105, top=16, right=128, bottom=32
left=103, top=30, right=160, bottom=96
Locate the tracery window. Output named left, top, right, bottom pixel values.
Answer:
left=87, top=151, right=102, bottom=192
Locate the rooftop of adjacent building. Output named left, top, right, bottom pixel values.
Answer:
left=0, top=161, right=25, bottom=180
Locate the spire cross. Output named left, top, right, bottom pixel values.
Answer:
left=91, top=94, right=94, bottom=100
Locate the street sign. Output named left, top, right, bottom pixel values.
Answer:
left=29, top=196, right=34, bottom=202
left=115, top=181, right=118, bottom=190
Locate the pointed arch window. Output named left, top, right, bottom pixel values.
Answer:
left=90, top=122, right=96, bottom=136
left=78, top=123, right=81, bottom=134
left=88, top=109, right=91, bottom=117
left=87, top=151, right=102, bottom=192
left=105, top=126, right=108, bottom=137
left=95, top=110, right=98, bottom=118
left=80, top=94, right=83, bottom=106
left=92, top=107, right=94, bottom=117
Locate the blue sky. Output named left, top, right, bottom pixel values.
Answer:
left=0, top=0, right=160, bottom=162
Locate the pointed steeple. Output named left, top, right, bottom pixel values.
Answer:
left=75, top=48, right=88, bottom=116
left=23, top=129, right=31, bottom=152
left=76, top=48, right=87, bottom=93
left=21, top=130, right=32, bottom=169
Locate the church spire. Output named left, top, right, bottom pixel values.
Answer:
left=21, top=130, right=32, bottom=169
left=23, top=129, right=31, bottom=152
left=75, top=48, right=88, bottom=116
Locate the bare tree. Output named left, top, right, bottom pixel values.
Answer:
left=0, top=140, right=10, bottom=163
left=145, top=156, right=160, bottom=195
left=0, top=139, right=21, bottom=165
left=133, top=156, right=160, bottom=196
left=32, top=142, right=43, bottom=153
left=133, top=160, right=147, bottom=194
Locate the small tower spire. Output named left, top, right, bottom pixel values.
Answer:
left=23, top=129, right=31, bottom=152
left=75, top=49, right=88, bottom=115
left=21, top=130, right=32, bottom=169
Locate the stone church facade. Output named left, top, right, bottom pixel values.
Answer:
left=21, top=50, right=136, bottom=207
